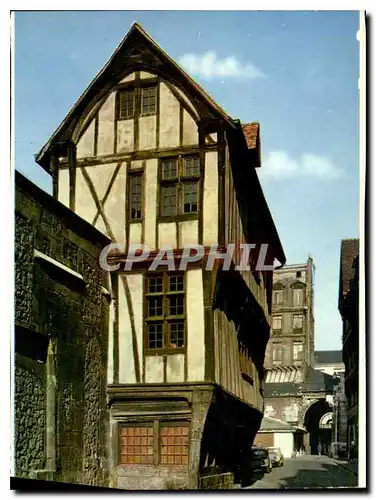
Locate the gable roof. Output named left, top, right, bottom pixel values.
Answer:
left=314, top=350, right=343, bottom=365
left=35, top=22, right=236, bottom=172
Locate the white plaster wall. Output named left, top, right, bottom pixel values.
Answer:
left=58, top=169, right=70, bottom=208
left=87, top=163, right=118, bottom=201
left=75, top=167, right=98, bottom=225
left=117, top=119, right=134, bottom=153
left=179, top=220, right=198, bottom=247
left=159, top=83, right=180, bottom=148
left=118, top=274, right=144, bottom=383
left=76, top=119, right=95, bottom=158
left=158, top=222, right=177, bottom=248
left=182, top=110, right=198, bottom=146
left=144, top=158, right=158, bottom=250
left=80, top=162, right=126, bottom=247
left=274, top=433, right=294, bottom=458
left=175, top=87, right=199, bottom=120
left=187, top=269, right=205, bottom=382
left=97, top=92, right=115, bottom=156
left=166, top=354, right=185, bottom=382
left=145, top=355, right=164, bottom=383
left=203, top=151, right=218, bottom=245
left=129, top=223, right=142, bottom=246
left=140, top=71, right=155, bottom=79
left=103, top=161, right=127, bottom=246
left=139, top=115, right=156, bottom=150
left=120, top=72, right=135, bottom=83
left=130, top=159, right=144, bottom=171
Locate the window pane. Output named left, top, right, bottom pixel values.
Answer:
left=119, top=90, right=134, bottom=120
left=130, top=175, right=142, bottom=219
left=183, top=156, right=200, bottom=176
left=273, top=344, right=282, bottom=361
left=141, top=86, right=157, bottom=115
left=293, top=342, right=303, bottom=360
left=183, top=182, right=198, bottom=213
left=293, top=314, right=303, bottom=329
left=169, top=321, right=185, bottom=348
left=160, top=423, right=189, bottom=466
left=161, top=185, right=177, bottom=216
left=120, top=425, right=154, bottom=465
left=273, top=316, right=282, bottom=330
left=168, top=295, right=184, bottom=316
left=169, top=275, right=184, bottom=292
left=148, top=297, right=163, bottom=317
left=273, top=290, right=283, bottom=304
left=162, top=158, right=178, bottom=180
left=293, top=288, right=303, bottom=306
left=148, top=276, right=163, bottom=294
left=148, top=323, right=163, bottom=349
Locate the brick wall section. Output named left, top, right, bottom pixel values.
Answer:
left=199, top=473, right=234, bottom=490
left=14, top=172, right=111, bottom=486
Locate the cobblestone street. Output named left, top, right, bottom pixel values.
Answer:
left=241, top=455, right=358, bottom=489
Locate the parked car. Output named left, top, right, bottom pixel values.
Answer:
left=250, top=447, right=272, bottom=473
left=267, top=447, right=284, bottom=467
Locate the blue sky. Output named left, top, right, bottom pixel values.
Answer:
left=13, top=11, right=360, bottom=351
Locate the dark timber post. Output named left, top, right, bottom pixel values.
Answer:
left=67, top=141, right=76, bottom=212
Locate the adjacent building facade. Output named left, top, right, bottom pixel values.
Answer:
left=14, top=171, right=111, bottom=485
left=314, top=350, right=347, bottom=457
left=338, top=239, right=359, bottom=460
left=263, top=258, right=338, bottom=455
left=20, top=23, right=287, bottom=489
left=264, top=258, right=315, bottom=369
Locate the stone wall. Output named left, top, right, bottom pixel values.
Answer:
left=14, top=172, right=110, bottom=486
left=14, top=354, right=46, bottom=477
left=199, top=472, right=234, bottom=490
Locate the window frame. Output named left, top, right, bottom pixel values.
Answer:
left=118, top=420, right=190, bottom=467
left=273, top=289, right=283, bottom=306
left=272, top=315, right=282, bottom=332
left=128, top=170, right=144, bottom=222
left=293, top=341, right=304, bottom=361
left=293, top=313, right=304, bottom=331
left=293, top=287, right=304, bottom=307
left=116, top=79, right=158, bottom=122
left=158, top=154, right=202, bottom=222
left=144, top=271, right=187, bottom=355
left=117, top=88, right=135, bottom=120
left=272, top=343, right=283, bottom=363
left=140, top=85, right=157, bottom=117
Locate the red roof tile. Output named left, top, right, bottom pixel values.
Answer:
left=242, top=122, right=259, bottom=149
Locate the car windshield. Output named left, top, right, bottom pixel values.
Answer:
left=252, top=449, right=267, bottom=457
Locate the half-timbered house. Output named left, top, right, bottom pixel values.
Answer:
left=35, top=23, right=286, bottom=489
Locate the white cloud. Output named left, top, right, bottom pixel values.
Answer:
left=179, top=51, right=266, bottom=80
left=260, top=151, right=344, bottom=180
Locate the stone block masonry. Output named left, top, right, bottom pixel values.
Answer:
left=14, top=171, right=111, bottom=487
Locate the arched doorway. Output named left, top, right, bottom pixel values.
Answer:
left=304, top=399, right=332, bottom=455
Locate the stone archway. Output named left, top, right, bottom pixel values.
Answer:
left=303, top=399, right=332, bottom=455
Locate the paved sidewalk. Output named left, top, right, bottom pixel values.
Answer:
left=333, top=459, right=358, bottom=476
